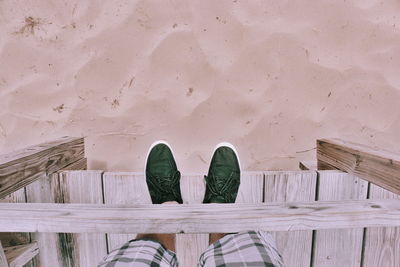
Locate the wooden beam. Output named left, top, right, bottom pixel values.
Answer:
left=0, top=200, right=399, bottom=233
left=0, top=137, right=85, bottom=198
left=317, top=138, right=400, bottom=194
left=3, top=242, right=39, bottom=267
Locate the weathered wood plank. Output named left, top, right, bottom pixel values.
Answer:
left=3, top=242, right=38, bottom=267
left=317, top=138, right=400, bottom=194
left=236, top=171, right=264, bottom=204
left=0, top=242, right=8, bottom=267
left=102, top=172, right=151, bottom=252
left=25, top=174, right=62, bottom=267
left=180, top=173, right=206, bottom=204
left=0, top=188, right=34, bottom=267
left=176, top=174, right=208, bottom=267
left=0, top=137, right=85, bottom=198
left=362, top=184, right=400, bottom=267
left=313, top=170, right=368, bottom=267
left=0, top=199, right=399, bottom=233
left=264, top=171, right=317, bottom=267
left=25, top=157, right=87, bottom=267
left=0, top=188, right=30, bottom=248
left=60, top=158, right=87, bottom=172
left=58, top=171, right=107, bottom=267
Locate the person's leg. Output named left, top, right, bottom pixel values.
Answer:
left=98, top=238, right=178, bottom=267
left=202, top=142, right=241, bottom=246
left=199, top=231, right=284, bottom=267
left=209, top=233, right=226, bottom=245
left=136, top=201, right=177, bottom=252
left=136, top=141, right=183, bottom=251
left=199, top=144, right=283, bottom=266
left=98, top=141, right=183, bottom=267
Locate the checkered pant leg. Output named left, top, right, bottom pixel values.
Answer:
left=198, top=231, right=284, bottom=267
left=97, top=239, right=178, bottom=267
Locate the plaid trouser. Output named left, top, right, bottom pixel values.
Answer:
left=98, top=231, right=284, bottom=267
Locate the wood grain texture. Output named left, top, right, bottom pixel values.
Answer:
left=317, top=138, right=400, bottom=194
left=0, top=199, right=399, bottom=233
left=236, top=171, right=264, bottom=204
left=362, top=184, right=400, bottom=267
left=0, top=188, right=30, bottom=248
left=25, top=157, right=87, bottom=267
left=176, top=174, right=208, bottom=267
left=25, top=174, right=62, bottom=267
left=180, top=173, right=206, bottom=204
left=0, top=242, right=8, bottom=267
left=0, top=136, right=85, bottom=198
left=3, top=242, right=38, bottom=267
left=58, top=171, right=107, bottom=267
left=313, top=170, right=368, bottom=267
left=102, top=172, right=151, bottom=252
left=264, top=171, right=317, bottom=267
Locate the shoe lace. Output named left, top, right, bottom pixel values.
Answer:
left=147, top=170, right=181, bottom=201
left=204, top=170, right=238, bottom=202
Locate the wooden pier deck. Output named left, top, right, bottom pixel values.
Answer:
left=2, top=169, right=399, bottom=267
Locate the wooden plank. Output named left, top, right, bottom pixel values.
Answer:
left=0, top=199, right=399, bottom=233
left=0, top=137, right=85, bottom=198
left=0, top=188, right=34, bottom=267
left=362, top=184, right=400, bottom=267
left=58, top=171, right=107, bottom=267
left=236, top=171, right=264, bottom=204
left=317, top=138, right=400, bottom=194
left=313, top=170, right=368, bottom=267
left=25, top=157, right=87, bottom=267
left=60, top=158, right=87, bottom=171
left=0, top=242, right=8, bottom=267
left=25, top=174, right=61, bottom=267
left=4, top=242, right=38, bottom=267
left=264, top=171, right=317, bottom=267
left=102, top=172, right=151, bottom=252
left=0, top=188, right=30, bottom=248
left=176, top=174, right=208, bottom=267
left=180, top=173, right=206, bottom=204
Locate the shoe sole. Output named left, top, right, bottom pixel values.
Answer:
left=212, top=142, right=241, bottom=170
left=144, top=140, right=175, bottom=177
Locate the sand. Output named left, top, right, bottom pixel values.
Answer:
left=0, top=0, right=400, bottom=173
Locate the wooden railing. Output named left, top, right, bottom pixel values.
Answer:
left=317, top=138, right=400, bottom=194
left=0, top=136, right=85, bottom=199
left=0, top=137, right=86, bottom=267
left=0, top=200, right=399, bottom=234
left=0, top=137, right=399, bottom=267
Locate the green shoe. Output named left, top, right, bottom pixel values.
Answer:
left=203, top=143, right=241, bottom=203
left=145, top=141, right=183, bottom=204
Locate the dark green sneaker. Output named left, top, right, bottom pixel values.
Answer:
left=203, top=143, right=241, bottom=203
left=145, top=141, right=183, bottom=204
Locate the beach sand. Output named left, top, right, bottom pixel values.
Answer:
left=0, top=0, right=399, bottom=172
